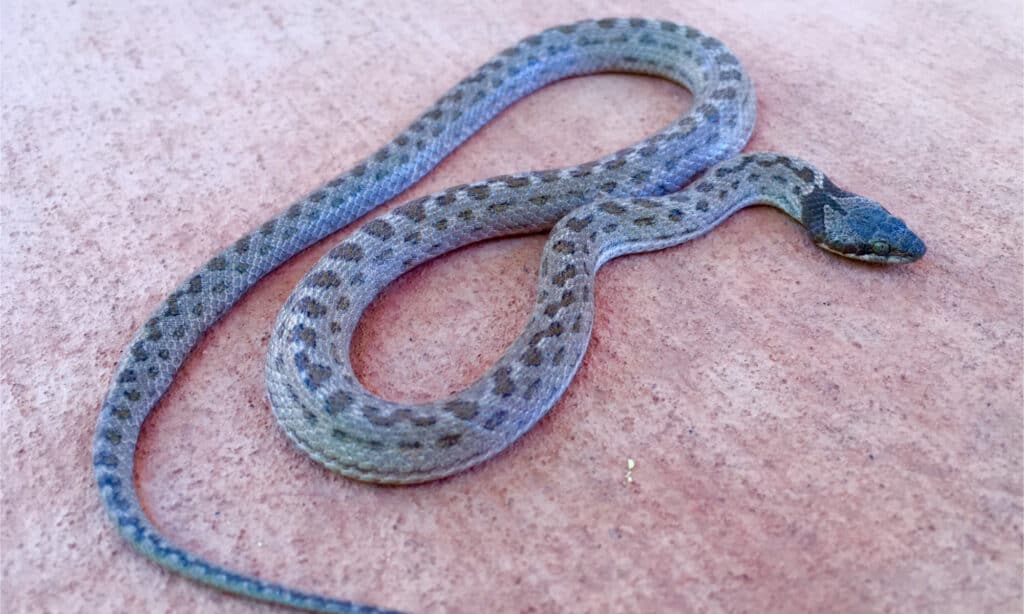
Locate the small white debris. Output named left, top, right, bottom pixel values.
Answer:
left=625, top=457, right=636, bottom=484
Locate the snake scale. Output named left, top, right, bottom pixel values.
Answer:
left=92, top=17, right=925, bottom=613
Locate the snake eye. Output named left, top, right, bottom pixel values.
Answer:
left=871, top=240, right=890, bottom=256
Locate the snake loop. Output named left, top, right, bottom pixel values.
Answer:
left=93, top=17, right=923, bottom=613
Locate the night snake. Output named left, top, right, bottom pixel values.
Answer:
left=92, top=17, right=926, bottom=613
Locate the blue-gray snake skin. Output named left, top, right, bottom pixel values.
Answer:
left=92, top=17, right=925, bottom=613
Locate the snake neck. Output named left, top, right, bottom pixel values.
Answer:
left=675, top=152, right=924, bottom=264
left=700, top=152, right=823, bottom=221
left=576, top=152, right=836, bottom=268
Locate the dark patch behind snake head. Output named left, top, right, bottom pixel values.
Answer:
left=800, top=176, right=925, bottom=263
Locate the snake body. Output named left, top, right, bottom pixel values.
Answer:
left=92, top=17, right=925, bottom=613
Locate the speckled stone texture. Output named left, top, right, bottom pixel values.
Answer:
left=2, top=2, right=1021, bottom=613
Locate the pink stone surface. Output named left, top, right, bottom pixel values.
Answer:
left=2, top=2, right=1022, bottom=612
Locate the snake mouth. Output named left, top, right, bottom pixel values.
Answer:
left=816, top=241, right=925, bottom=264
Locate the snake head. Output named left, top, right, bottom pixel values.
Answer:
left=801, top=176, right=926, bottom=264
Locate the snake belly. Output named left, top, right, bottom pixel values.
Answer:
left=93, top=17, right=755, bottom=613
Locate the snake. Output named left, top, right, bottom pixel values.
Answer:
left=91, top=16, right=926, bottom=614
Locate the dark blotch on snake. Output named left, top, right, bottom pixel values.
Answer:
left=521, top=347, right=544, bottom=366
left=292, top=325, right=317, bottom=348
left=552, top=264, right=578, bottom=286
left=503, top=176, right=530, bottom=188
left=697, top=103, right=720, bottom=122
left=493, top=367, right=516, bottom=396
left=397, top=202, right=427, bottom=222
left=483, top=411, right=508, bottom=430
left=552, top=240, right=575, bottom=254
left=325, top=391, right=353, bottom=415
left=295, top=352, right=331, bottom=389
left=296, top=297, right=327, bottom=318
left=362, top=406, right=398, bottom=427
left=468, top=184, right=491, bottom=200
left=444, top=400, right=479, bottom=420
left=565, top=216, right=592, bottom=232
left=363, top=219, right=395, bottom=239
left=436, top=433, right=462, bottom=448
left=330, top=243, right=364, bottom=262
left=308, top=270, right=342, bottom=288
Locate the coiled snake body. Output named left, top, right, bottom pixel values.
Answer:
left=92, top=17, right=925, bottom=613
